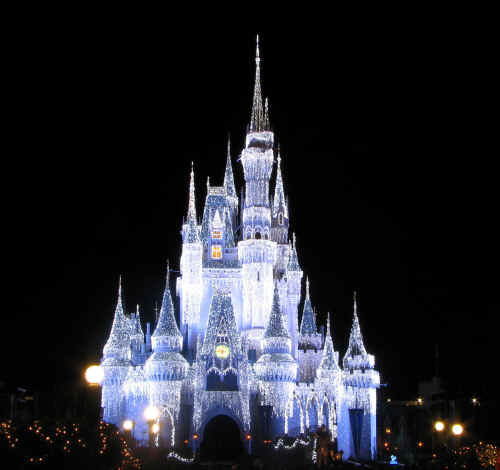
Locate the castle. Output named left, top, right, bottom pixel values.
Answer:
left=100, top=37, right=380, bottom=460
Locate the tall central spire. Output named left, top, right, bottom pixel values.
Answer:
left=250, top=35, right=265, bottom=132
left=185, top=163, right=200, bottom=243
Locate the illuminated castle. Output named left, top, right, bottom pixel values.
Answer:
left=100, top=37, right=380, bottom=460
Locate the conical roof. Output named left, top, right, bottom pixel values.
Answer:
left=287, top=233, right=301, bottom=272
left=264, top=283, right=290, bottom=339
left=319, top=314, right=340, bottom=371
left=300, top=277, right=317, bottom=335
left=185, top=163, right=200, bottom=243
left=152, top=264, right=182, bottom=339
left=224, top=138, right=237, bottom=200
left=103, top=277, right=131, bottom=358
left=273, top=152, right=288, bottom=218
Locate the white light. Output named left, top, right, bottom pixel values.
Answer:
left=434, top=421, right=445, bottom=432
left=144, top=406, right=160, bottom=421
left=152, top=423, right=160, bottom=434
left=85, top=365, right=104, bottom=385
left=452, top=424, right=464, bottom=436
left=123, top=420, right=134, bottom=431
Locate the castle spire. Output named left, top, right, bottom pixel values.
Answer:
left=319, top=313, right=340, bottom=371
left=264, top=97, right=270, bottom=130
left=300, top=276, right=317, bottom=335
left=287, top=233, right=301, bottom=272
left=103, top=275, right=131, bottom=358
left=224, top=136, right=237, bottom=199
left=343, top=291, right=368, bottom=363
left=272, top=151, right=288, bottom=218
left=249, top=35, right=266, bottom=132
left=264, top=283, right=290, bottom=339
left=152, top=262, right=182, bottom=343
left=185, top=163, right=200, bottom=243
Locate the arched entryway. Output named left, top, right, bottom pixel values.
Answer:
left=199, top=415, right=244, bottom=461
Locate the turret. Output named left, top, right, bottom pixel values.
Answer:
left=102, top=277, right=131, bottom=364
left=255, top=283, right=297, bottom=422
left=271, top=151, right=289, bottom=246
left=340, top=293, right=379, bottom=461
left=224, top=137, right=238, bottom=225
left=286, top=233, right=302, bottom=359
left=144, top=265, right=189, bottom=446
left=317, top=314, right=340, bottom=379
left=343, top=292, right=375, bottom=373
left=179, top=164, right=203, bottom=354
left=101, top=277, right=131, bottom=425
left=298, top=278, right=321, bottom=350
left=129, top=305, right=145, bottom=363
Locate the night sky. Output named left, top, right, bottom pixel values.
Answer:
left=4, top=16, right=495, bottom=402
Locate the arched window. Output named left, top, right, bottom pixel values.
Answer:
left=278, top=213, right=284, bottom=225
left=255, top=232, right=261, bottom=240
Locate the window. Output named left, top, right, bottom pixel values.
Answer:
left=212, top=230, right=222, bottom=239
left=278, top=213, right=284, bottom=225
left=211, top=245, right=222, bottom=259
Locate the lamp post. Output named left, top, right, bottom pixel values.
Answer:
left=84, top=365, right=103, bottom=426
left=144, top=406, right=160, bottom=448
left=192, top=433, right=199, bottom=459
left=122, top=419, right=134, bottom=445
left=451, top=423, right=464, bottom=449
left=246, top=433, right=252, bottom=455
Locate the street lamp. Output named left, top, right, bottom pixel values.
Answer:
left=123, top=419, right=134, bottom=431
left=144, top=406, right=160, bottom=447
left=85, top=365, right=104, bottom=386
left=434, top=421, right=445, bottom=432
left=451, top=424, right=464, bottom=436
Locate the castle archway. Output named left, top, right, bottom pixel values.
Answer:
left=199, top=414, right=244, bottom=460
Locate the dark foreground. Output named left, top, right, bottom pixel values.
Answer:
left=1, top=419, right=498, bottom=469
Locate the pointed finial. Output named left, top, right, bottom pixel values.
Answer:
left=306, top=277, right=310, bottom=299
left=353, top=290, right=358, bottom=316
left=264, top=97, right=270, bottom=129
left=293, top=232, right=296, bottom=247
left=326, top=312, right=331, bottom=336
left=250, top=34, right=264, bottom=132
left=256, top=34, right=260, bottom=63
left=227, top=134, right=231, bottom=157
left=207, top=176, right=210, bottom=189
left=187, top=162, right=197, bottom=220
left=166, top=260, right=170, bottom=283
left=136, top=304, right=140, bottom=316
left=154, top=301, right=159, bottom=322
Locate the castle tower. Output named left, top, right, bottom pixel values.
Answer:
left=255, top=283, right=297, bottom=434
left=101, top=277, right=131, bottom=425
left=144, top=264, right=189, bottom=446
left=224, top=137, right=239, bottom=226
left=179, top=164, right=203, bottom=356
left=238, top=35, right=276, bottom=331
left=339, top=292, right=380, bottom=461
left=285, top=233, right=302, bottom=359
left=129, top=305, right=145, bottom=364
left=298, top=277, right=322, bottom=383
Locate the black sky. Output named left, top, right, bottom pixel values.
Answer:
left=3, top=13, right=496, bottom=401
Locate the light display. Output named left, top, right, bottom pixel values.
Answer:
left=99, top=36, right=379, bottom=460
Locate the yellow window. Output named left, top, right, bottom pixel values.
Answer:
left=212, top=245, right=222, bottom=259
left=212, top=230, right=222, bottom=239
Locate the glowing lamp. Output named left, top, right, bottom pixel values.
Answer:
left=246, top=434, right=252, bottom=440
left=418, top=441, right=424, bottom=448
left=385, top=428, right=391, bottom=434
left=193, top=434, right=199, bottom=440
left=144, top=406, right=160, bottom=421
left=123, top=420, right=134, bottom=431
left=434, top=421, right=445, bottom=432
left=417, top=397, right=423, bottom=405
left=452, top=424, right=464, bottom=436
left=152, top=423, right=160, bottom=434
left=85, top=365, right=104, bottom=385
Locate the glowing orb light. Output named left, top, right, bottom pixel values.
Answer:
left=85, top=365, right=104, bottom=385
left=434, top=421, right=445, bottom=432
left=452, top=424, right=464, bottom=436
left=144, top=406, right=160, bottom=421
left=152, top=423, right=160, bottom=434
left=123, top=420, right=134, bottom=431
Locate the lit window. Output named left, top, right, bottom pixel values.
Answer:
left=211, top=245, right=222, bottom=259
left=212, top=230, right=222, bottom=239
